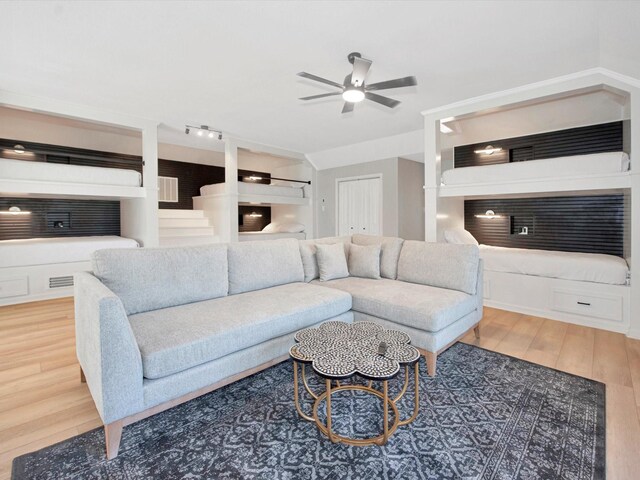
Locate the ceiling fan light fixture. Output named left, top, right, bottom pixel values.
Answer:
left=342, top=88, right=365, bottom=103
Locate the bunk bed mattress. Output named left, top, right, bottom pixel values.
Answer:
left=479, top=244, right=629, bottom=285
left=200, top=182, right=304, bottom=198
left=0, top=236, right=139, bottom=268
left=238, top=232, right=306, bottom=241
left=442, top=152, right=630, bottom=185
left=0, top=158, right=142, bottom=187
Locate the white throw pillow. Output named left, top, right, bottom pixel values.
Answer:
left=276, top=222, right=305, bottom=233
left=348, top=244, right=381, bottom=279
left=444, top=228, right=479, bottom=246
left=261, top=222, right=280, bottom=233
left=316, top=243, right=349, bottom=282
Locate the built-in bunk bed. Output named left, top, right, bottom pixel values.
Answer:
left=0, top=139, right=143, bottom=305
left=195, top=169, right=310, bottom=242
left=441, top=121, right=632, bottom=332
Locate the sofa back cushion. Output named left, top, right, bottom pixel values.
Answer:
left=92, top=244, right=229, bottom=315
left=397, top=241, right=480, bottom=295
left=299, top=240, right=319, bottom=283
left=228, top=238, right=304, bottom=294
left=352, top=234, right=404, bottom=279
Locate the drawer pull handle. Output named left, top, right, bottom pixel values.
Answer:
left=577, top=301, right=591, bottom=306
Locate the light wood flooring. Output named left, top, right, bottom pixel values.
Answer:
left=1, top=298, right=640, bottom=479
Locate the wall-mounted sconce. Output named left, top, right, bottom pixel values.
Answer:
left=13, top=144, right=25, bottom=154
left=248, top=212, right=263, bottom=218
left=475, top=209, right=502, bottom=219
left=0, top=206, right=31, bottom=215
left=474, top=145, right=503, bottom=155
left=184, top=124, right=222, bottom=140
left=246, top=175, right=263, bottom=181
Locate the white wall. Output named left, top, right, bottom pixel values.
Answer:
left=397, top=158, right=425, bottom=240
left=315, top=158, right=399, bottom=238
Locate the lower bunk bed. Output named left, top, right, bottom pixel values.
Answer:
left=479, top=245, right=631, bottom=333
left=0, top=235, right=139, bottom=305
left=444, top=228, right=631, bottom=332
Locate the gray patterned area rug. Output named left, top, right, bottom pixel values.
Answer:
left=12, top=343, right=605, bottom=479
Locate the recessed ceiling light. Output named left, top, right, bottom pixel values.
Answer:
left=342, top=88, right=365, bottom=103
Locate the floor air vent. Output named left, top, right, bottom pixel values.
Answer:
left=49, top=275, right=74, bottom=289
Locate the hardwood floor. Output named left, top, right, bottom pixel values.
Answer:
left=1, top=298, right=639, bottom=479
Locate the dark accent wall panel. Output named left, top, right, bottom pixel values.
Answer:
left=238, top=206, right=271, bottom=232
left=158, top=160, right=224, bottom=210
left=464, top=195, right=624, bottom=257
left=454, top=122, right=624, bottom=168
left=0, top=197, right=120, bottom=240
left=0, top=138, right=143, bottom=173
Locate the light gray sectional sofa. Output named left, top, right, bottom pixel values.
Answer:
left=75, top=235, right=482, bottom=459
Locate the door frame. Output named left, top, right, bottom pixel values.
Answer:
left=335, top=173, right=384, bottom=236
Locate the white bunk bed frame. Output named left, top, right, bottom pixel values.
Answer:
left=0, top=90, right=160, bottom=305
left=422, top=68, right=640, bottom=338
left=193, top=138, right=314, bottom=243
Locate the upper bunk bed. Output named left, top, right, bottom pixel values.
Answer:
left=439, top=121, right=632, bottom=198
left=198, top=177, right=311, bottom=206
left=0, top=139, right=145, bottom=199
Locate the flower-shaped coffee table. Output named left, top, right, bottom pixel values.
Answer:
left=289, top=321, right=421, bottom=446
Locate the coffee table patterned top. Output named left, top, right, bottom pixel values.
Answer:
left=289, top=321, right=420, bottom=380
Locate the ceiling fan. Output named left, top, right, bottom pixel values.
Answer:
left=297, top=52, right=417, bottom=113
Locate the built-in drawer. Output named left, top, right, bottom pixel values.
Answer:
left=0, top=277, right=29, bottom=299
left=551, top=288, right=623, bottom=322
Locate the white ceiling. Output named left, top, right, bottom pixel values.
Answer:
left=0, top=1, right=638, bottom=157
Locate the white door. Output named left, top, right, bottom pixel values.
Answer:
left=337, top=176, right=382, bottom=236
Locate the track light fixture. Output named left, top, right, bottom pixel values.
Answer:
left=184, top=125, right=223, bottom=140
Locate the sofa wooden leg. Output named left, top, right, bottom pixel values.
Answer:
left=105, top=421, right=123, bottom=460
left=80, top=368, right=86, bottom=383
left=474, top=324, right=481, bottom=339
left=425, top=351, right=437, bottom=377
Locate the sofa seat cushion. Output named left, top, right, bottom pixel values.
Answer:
left=312, top=277, right=477, bottom=333
left=129, top=282, right=352, bottom=379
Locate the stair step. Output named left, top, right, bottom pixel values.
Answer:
left=158, top=209, right=205, bottom=219
left=159, top=218, right=211, bottom=228
left=160, top=227, right=215, bottom=237
left=159, top=236, right=221, bottom=247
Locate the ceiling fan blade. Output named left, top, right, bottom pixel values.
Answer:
left=342, top=102, right=355, bottom=114
left=297, top=72, right=343, bottom=89
left=365, top=92, right=400, bottom=108
left=351, top=56, right=372, bottom=87
left=366, top=76, right=417, bottom=91
left=299, top=92, right=343, bottom=101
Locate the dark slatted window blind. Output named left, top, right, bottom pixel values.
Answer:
left=464, top=195, right=625, bottom=257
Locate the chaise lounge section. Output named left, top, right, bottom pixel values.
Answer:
left=74, top=236, right=482, bottom=459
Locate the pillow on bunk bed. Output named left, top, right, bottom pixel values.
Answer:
left=262, top=222, right=305, bottom=233
left=444, top=228, right=479, bottom=246
left=348, top=244, right=382, bottom=279
left=316, top=243, right=349, bottom=282
left=262, top=222, right=280, bottom=233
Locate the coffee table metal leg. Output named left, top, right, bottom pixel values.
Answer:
left=382, top=380, right=389, bottom=445
left=293, top=361, right=314, bottom=422
left=325, top=379, right=335, bottom=443
left=398, top=362, right=420, bottom=426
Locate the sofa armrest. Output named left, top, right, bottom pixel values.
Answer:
left=74, top=271, right=144, bottom=424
